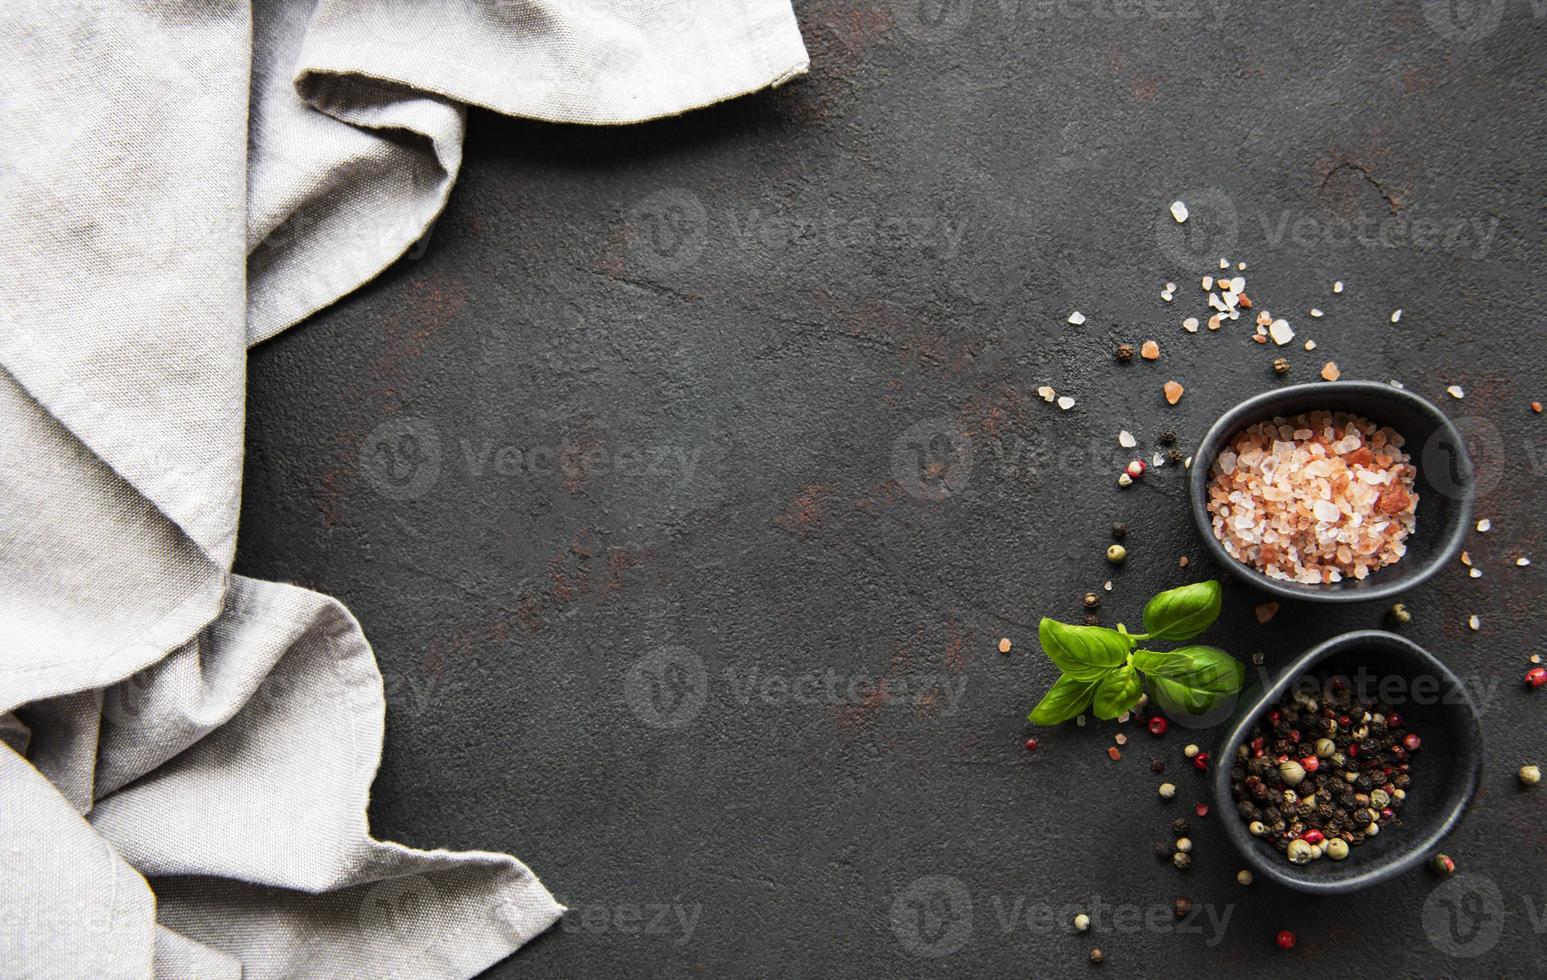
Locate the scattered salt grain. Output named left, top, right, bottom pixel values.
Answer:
left=1119, top=430, right=1137, bottom=448
left=1390, top=309, right=1402, bottom=323
left=1202, top=275, right=1214, bottom=290
left=1470, top=568, right=1482, bottom=579
left=1447, top=385, right=1465, bottom=399
left=1332, top=281, right=1344, bottom=294
left=1468, top=615, right=1480, bottom=631
left=1238, top=262, right=1247, bottom=271
left=1321, top=362, right=1341, bottom=381
left=1038, top=386, right=1056, bottom=403
left=1230, top=276, right=1246, bottom=293
left=1207, top=314, right=1222, bottom=331
left=1068, top=311, right=1086, bottom=325
left=1164, top=380, right=1185, bottom=405
left=1141, top=340, right=1161, bottom=360
left=1183, top=317, right=1199, bottom=333
left=1104, top=580, right=1113, bottom=591
left=1304, top=340, right=1317, bottom=351
left=1269, top=319, right=1295, bottom=345
left=1170, top=200, right=1190, bottom=223
left=1162, top=290, right=1174, bottom=302
left=1476, top=518, right=1491, bottom=532
left=1310, top=308, right=1324, bottom=318
left=1519, top=557, right=1532, bottom=567
left=1165, top=282, right=1177, bottom=293
left=1057, top=395, right=1076, bottom=411
left=1219, top=258, right=1230, bottom=270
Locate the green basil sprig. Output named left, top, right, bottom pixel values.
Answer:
left=1028, top=580, right=1244, bottom=725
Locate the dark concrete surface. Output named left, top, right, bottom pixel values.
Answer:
left=237, top=1, right=1547, bottom=976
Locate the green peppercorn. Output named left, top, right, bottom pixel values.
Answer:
left=1278, top=759, right=1307, bottom=787
left=1326, top=838, right=1350, bottom=860
left=1314, top=738, right=1336, bottom=758
left=1106, top=544, right=1127, bottom=564
left=1387, top=602, right=1412, bottom=628
left=1286, top=839, right=1314, bottom=864
left=1172, top=851, right=1192, bottom=870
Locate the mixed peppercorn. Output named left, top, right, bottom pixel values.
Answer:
left=1230, top=673, right=1416, bottom=864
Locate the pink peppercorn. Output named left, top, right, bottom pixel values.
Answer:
left=1195, top=802, right=1210, bottom=817
left=1276, top=930, right=1296, bottom=950
left=1149, top=716, right=1170, bottom=736
left=1301, top=829, right=1325, bottom=845
left=1025, top=737, right=1039, bottom=752
left=1403, top=733, right=1422, bottom=752
left=1527, top=667, right=1547, bottom=689
left=1386, top=712, right=1402, bottom=728
left=1300, top=756, right=1319, bottom=773
left=1193, top=752, right=1210, bottom=771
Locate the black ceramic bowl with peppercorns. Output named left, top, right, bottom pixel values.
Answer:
left=1187, top=381, right=1474, bottom=603
left=1211, top=630, right=1483, bottom=894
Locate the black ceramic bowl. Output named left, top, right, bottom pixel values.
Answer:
left=1210, top=630, right=1483, bottom=895
left=1188, top=381, right=1474, bottom=603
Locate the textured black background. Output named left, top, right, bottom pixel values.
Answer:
left=237, top=1, right=1547, bottom=976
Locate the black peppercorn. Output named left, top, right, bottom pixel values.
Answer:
left=1111, top=522, right=1128, bottom=539
left=1272, top=357, right=1290, bottom=376
left=1173, top=897, right=1192, bottom=919
left=1084, top=592, right=1100, bottom=608
left=1167, top=448, right=1185, bottom=463
left=1154, top=841, right=1172, bottom=862
left=1083, top=612, right=1101, bottom=626
left=1172, top=817, right=1190, bottom=835
left=1090, top=948, right=1104, bottom=965
left=1151, top=758, right=1165, bottom=774
left=1115, top=343, right=1134, bottom=362
left=1158, top=430, right=1177, bottom=445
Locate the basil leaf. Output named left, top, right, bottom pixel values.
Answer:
left=1037, top=618, right=1130, bottom=679
left=1134, top=645, right=1245, bottom=693
left=1141, top=580, right=1222, bottom=642
left=1092, top=664, right=1142, bottom=720
left=1140, top=646, right=1245, bottom=722
left=1028, top=674, right=1102, bottom=725
left=1146, top=675, right=1225, bottom=719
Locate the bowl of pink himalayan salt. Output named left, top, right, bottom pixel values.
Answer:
left=1189, top=382, right=1474, bottom=603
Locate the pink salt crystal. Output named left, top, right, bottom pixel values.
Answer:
left=1204, top=412, right=1418, bottom=583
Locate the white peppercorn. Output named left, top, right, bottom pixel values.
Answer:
left=1074, top=913, right=1090, bottom=932
left=1521, top=764, right=1542, bottom=787
left=1158, top=782, right=1177, bottom=799
left=1286, top=839, right=1314, bottom=864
